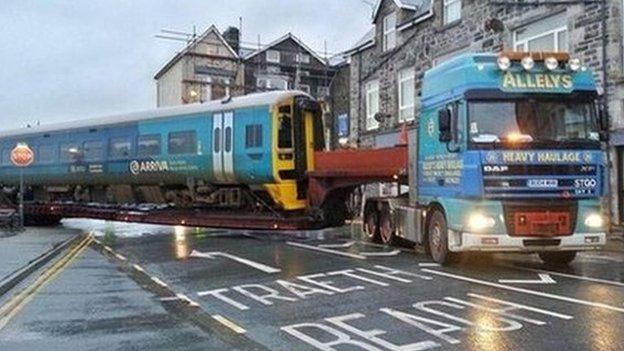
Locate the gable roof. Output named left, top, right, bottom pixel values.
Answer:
left=343, top=28, right=375, bottom=55
left=154, top=25, right=239, bottom=79
left=372, top=0, right=417, bottom=21
left=242, top=33, right=326, bottom=64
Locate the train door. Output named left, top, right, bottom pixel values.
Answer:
left=212, top=111, right=235, bottom=184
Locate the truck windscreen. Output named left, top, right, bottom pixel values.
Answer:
left=468, top=99, right=600, bottom=149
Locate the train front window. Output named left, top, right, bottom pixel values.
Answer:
left=278, top=114, right=293, bottom=149
left=468, top=99, right=600, bottom=149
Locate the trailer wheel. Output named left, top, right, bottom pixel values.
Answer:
left=379, top=204, right=396, bottom=246
left=427, top=210, right=456, bottom=264
left=364, top=203, right=380, bottom=242
left=539, top=251, right=577, bottom=267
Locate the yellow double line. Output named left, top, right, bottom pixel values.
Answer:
left=0, top=234, right=94, bottom=330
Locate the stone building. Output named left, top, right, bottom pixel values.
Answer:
left=344, top=0, right=624, bottom=224
left=242, top=33, right=334, bottom=100
left=154, top=25, right=244, bottom=107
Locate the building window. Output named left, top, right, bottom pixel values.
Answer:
left=298, top=84, right=311, bottom=94
left=257, top=76, right=289, bottom=90
left=109, top=138, right=132, bottom=160
left=317, top=86, right=330, bottom=98
left=443, top=0, right=461, bottom=25
left=168, top=131, right=197, bottom=155
left=296, top=53, right=310, bottom=64
left=514, top=13, right=567, bottom=52
left=245, top=124, right=263, bottom=148
left=398, top=67, right=415, bottom=122
left=383, top=12, right=397, bottom=52
left=366, top=80, right=380, bottom=130
left=138, top=134, right=161, bottom=157
left=266, top=50, right=281, bottom=63
left=83, top=141, right=104, bottom=161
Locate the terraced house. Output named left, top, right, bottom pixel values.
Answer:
left=344, top=0, right=624, bottom=224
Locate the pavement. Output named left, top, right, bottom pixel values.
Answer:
left=0, top=222, right=623, bottom=350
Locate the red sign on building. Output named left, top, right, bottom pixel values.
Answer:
left=10, top=143, right=35, bottom=168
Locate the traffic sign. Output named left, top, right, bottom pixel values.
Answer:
left=10, top=143, right=34, bottom=168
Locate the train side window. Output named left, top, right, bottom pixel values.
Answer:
left=109, top=138, right=132, bottom=160
left=169, top=131, right=197, bottom=155
left=83, top=141, right=104, bottom=161
left=138, top=134, right=161, bottom=157
left=278, top=115, right=293, bottom=149
left=1, top=149, right=10, bottom=165
left=225, top=127, right=232, bottom=152
left=245, top=124, right=263, bottom=148
left=214, top=128, right=221, bottom=153
left=38, top=144, right=56, bottom=164
left=60, top=143, right=79, bottom=162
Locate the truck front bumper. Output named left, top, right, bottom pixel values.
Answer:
left=448, top=231, right=606, bottom=252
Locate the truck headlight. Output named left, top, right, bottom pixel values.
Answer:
left=584, top=213, right=604, bottom=229
left=467, top=213, right=496, bottom=232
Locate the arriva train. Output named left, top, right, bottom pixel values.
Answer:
left=0, top=91, right=327, bottom=218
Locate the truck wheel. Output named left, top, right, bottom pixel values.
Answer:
left=539, top=251, right=577, bottom=266
left=379, top=204, right=396, bottom=246
left=364, top=204, right=380, bottom=243
left=427, top=210, right=456, bottom=264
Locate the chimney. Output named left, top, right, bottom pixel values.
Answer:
left=223, top=27, right=240, bottom=55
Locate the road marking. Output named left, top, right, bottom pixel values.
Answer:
left=446, top=293, right=573, bottom=321
left=212, top=314, right=246, bottom=334
left=419, top=263, right=441, bottom=267
left=0, top=235, right=93, bottom=330
left=286, top=242, right=367, bottom=260
left=498, top=273, right=557, bottom=284
left=513, top=267, right=624, bottom=288
left=151, top=276, right=168, bottom=288
left=318, top=241, right=356, bottom=249
left=133, top=264, right=146, bottom=273
left=114, top=253, right=127, bottom=261
left=176, top=293, right=200, bottom=307
left=190, top=250, right=281, bottom=274
left=359, top=249, right=401, bottom=257
left=421, top=268, right=624, bottom=313
left=159, top=296, right=181, bottom=302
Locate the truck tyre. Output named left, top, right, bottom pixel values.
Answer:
left=539, top=251, right=577, bottom=266
left=364, top=203, right=380, bottom=243
left=427, top=210, right=456, bottom=265
left=379, top=204, right=397, bottom=246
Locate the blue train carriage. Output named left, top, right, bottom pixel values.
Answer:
left=0, top=91, right=324, bottom=214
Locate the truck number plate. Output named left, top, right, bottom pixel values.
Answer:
left=527, top=179, right=558, bottom=188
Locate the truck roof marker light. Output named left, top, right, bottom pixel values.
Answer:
left=569, top=58, right=582, bottom=72
left=497, top=55, right=511, bottom=71
left=521, top=56, right=535, bottom=71
left=545, top=57, right=559, bottom=71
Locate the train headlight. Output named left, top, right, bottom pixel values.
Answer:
left=467, top=213, right=496, bottom=232
left=568, top=58, right=582, bottom=72
left=521, top=56, right=535, bottom=71
left=545, top=57, right=559, bottom=71
left=497, top=56, right=511, bottom=71
left=584, top=213, right=604, bottom=229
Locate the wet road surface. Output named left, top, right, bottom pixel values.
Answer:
left=1, top=221, right=623, bottom=350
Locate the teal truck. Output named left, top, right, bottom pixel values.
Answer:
left=363, top=52, right=608, bottom=265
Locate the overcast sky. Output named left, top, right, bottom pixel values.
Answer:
left=0, top=0, right=373, bottom=131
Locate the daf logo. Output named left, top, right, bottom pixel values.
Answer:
left=483, top=165, right=509, bottom=173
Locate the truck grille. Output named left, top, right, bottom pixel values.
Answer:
left=503, top=201, right=577, bottom=237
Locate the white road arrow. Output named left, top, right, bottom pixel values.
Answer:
left=190, top=250, right=281, bottom=274
left=499, top=273, right=557, bottom=284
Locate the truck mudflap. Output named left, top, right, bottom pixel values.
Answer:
left=448, top=230, right=606, bottom=252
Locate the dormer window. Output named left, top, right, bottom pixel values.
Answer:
left=267, top=50, right=281, bottom=63
left=443, top=0, right=461, bottom=25
left=383, top=12, right=397, bottom=52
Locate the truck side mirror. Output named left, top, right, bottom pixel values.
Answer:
left=438, top=109, right=452, bottom=142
